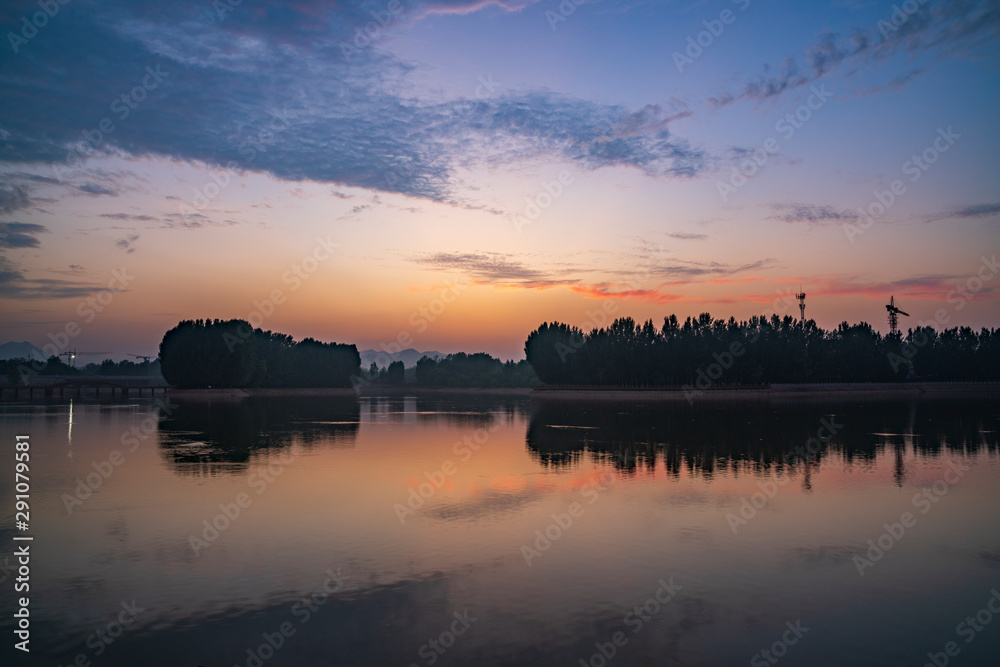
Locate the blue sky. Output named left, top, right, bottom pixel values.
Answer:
left=0, top=0, right=998, bottom=359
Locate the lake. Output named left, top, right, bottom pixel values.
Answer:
left=1, top=393, right=999, bottom=666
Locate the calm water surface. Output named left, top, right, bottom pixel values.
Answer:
left=1, top=394, right=999, bottom=666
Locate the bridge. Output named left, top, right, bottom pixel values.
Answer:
left=0, top=375, right=171, bottom=400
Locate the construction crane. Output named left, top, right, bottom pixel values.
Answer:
left=58, top=350, right=77, bottom=367
left=129, top=354, right=154, bottom=363
left=796, top=286, right=806, bottom=326
left=886, top=296, right=909, bottom=336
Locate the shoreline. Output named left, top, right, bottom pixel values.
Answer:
left=7, top=382, right=995, bottom=402
left=161, top=382, right=1000, bottom=401
left=165, top=386, right=535, bottom=399
left=531, top=382, right=1000, bottom=400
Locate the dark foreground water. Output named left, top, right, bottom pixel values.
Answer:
left=1, top=393, right=999, bottom=666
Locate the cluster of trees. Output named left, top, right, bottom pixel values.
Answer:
left=82, top=358, right=161, bottom=376
left=415, top=353, right=537, bottom=387
left=2, top=356, right=74, bottom=383
left=159, top=319, right=360, bottom=388
left=363, top=361, right=406, bottom=385
left=525, top=314, right=1000, bottom=386
left=1, top=356, right=160, bottom=383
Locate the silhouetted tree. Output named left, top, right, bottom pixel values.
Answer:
left=524, top=314, right=1000, bottom=386
left=159, top=320, right=359, bottom=388
left=414, top=353, right=536, bottom=387
left=386, top=360, right=405, bottom=385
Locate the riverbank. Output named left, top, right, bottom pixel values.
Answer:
left=531, top=382, right=1000, bottom=401
left=165, top=386, right=535, bottom=399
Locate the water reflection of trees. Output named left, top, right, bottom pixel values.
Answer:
left=158, top=394, right=532, bottom=476
left=362, top=395, right=531, bottom=429
left=526, top=397, right=1000, bottom=480
left=158, top=396, right=360, bottom=476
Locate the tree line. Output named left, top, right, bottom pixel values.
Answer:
left=159, top=319, right=360, bottom=388
left=1, top=356, right=161, bottom=384
left=414, top=353, right=537, bottom=388
left=524, top=314, right=1000, bottom=386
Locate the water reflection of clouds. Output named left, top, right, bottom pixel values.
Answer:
left=423, top=487, right=550, bottom=522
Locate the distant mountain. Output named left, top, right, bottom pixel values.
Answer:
left=359, top=348, right=445, bottom=369
left=0, top=341, right=46, bottom=361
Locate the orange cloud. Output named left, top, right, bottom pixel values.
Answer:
left=569, top=284, right=685, bottom=304
left=708, top=276, right=768, bottom=285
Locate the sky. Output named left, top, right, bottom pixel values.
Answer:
left=0, top=0, right=998, bottom=361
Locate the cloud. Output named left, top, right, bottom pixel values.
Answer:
left=0, top=257, right=21, bottom=284
left=99, top=213, right=159, bottom=221
left=708, top=276, right=767, bottom=285
left=0, top=256, right=119, bottom=299
left=48, top=264, right=86, bottom=275
left=654, top=258, right=776, bottom=281
left=159, top=212, right=239, bottom=229
left=708, top=0, right=999, bottom=107
left=411, top=250, right=694, bottom=304
left=666, top=232, right=707, bottom=240
left=569, top=283, right=684, bottom=305
left=741, top=274, right=982, bottom=304
left=412, top=251, right=560, bottom=285
left=769, top=203, right=859, bottom=225
left=922, top=201, right=1000, bottom=224
left=0, top=221, right=48, bottom=248
left=115, top=234, right=139, bottom=253
left=947, top=202, right=1000, bottom=219
left=0, top=1, right=705, bottom=203
left=854, top=67, right=925, bottom=97
left=0, top=184, right=32, bottom=214
left=77, top=182, right=119, bottom=196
